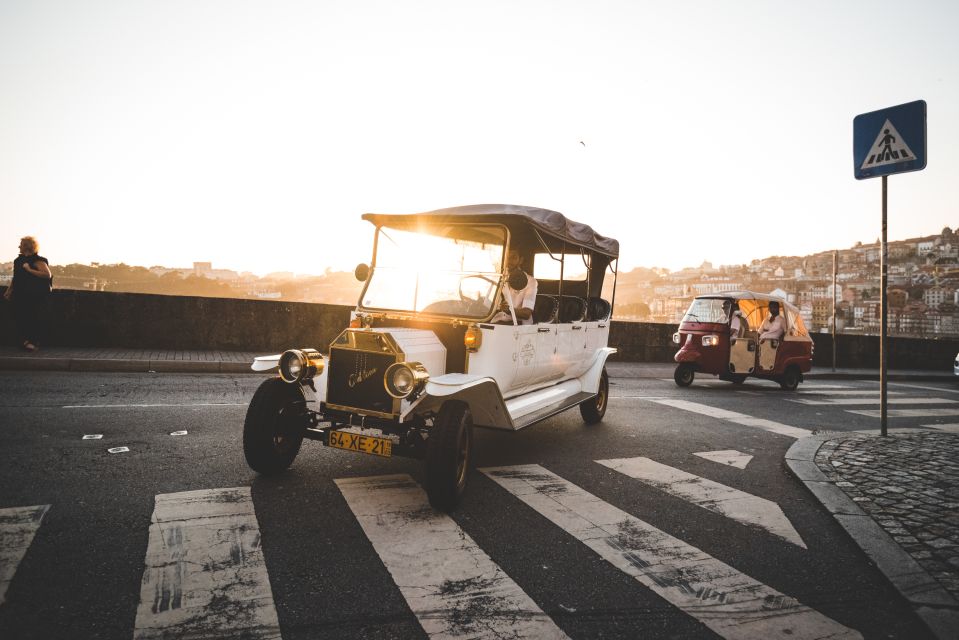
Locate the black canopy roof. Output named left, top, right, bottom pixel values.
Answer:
left=362, top=204, right=619, bottom=258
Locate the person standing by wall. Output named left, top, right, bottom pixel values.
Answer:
left=3, top=236, right=52, bottom=352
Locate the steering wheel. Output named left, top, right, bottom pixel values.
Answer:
left=457, top=274, right=499, bottom=315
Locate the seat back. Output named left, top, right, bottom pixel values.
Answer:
left=586, top=297, right=612, bottom=321
left=556, top=296, right=588, bottom=323
left=532, top=295, right=559, bottom=324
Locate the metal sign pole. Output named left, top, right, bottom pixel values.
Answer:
left=832, top=250, right=838, bottom=371
left=880, top=175, right=888, bottom=436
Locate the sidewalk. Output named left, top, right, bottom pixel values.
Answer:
left=2, top=346, right=958, bottom=635
left=787, top=431, right=959, bottom=639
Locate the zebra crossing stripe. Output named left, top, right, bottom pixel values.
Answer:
left=643, top=398, right=811, bottom=439
left=0, top=504, right=50, bottom=606
left=597, top=457, right=806, bottom=548
left=335, top=474, right=569, bottom=639
left=482, top=465, right=861, bottom=640
left=133, top=488, right=281, bottom=640
left=891, top=382, right=959, bottom=395
left=797, top=390, right=903, bottom=396
left=847, top=408, right=959, bottom=418
left=789, top=397, right=957, bottom=406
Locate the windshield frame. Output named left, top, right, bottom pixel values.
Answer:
left=357, top=223, right=511, bottom=322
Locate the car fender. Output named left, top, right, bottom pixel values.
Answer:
left=580, top=347, right=617, bottom=394
left=406, top=373, right=514, bottom=429
left=251, top=354, right=281, bottom=371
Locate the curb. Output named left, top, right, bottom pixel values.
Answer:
left=785, top=432, right=959, bottom=640
left=0, top=357, right=259, bottom=374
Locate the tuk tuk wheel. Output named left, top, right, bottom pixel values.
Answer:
left=243, top=378, right=307, bottom=474
left=730, top=374, right=748, bottom=384
left=425, top=400, right=473, bottom=512
left=674, top=363, right=695, bottom=387
left=780, top=366, right=801, bottom=391
left=580, top=367, right=609, bottom=425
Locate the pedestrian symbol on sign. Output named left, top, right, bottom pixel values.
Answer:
left=860, top=119, right=916, bottom=170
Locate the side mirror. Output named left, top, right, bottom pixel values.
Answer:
left=354, top=263, right=370, bottom=282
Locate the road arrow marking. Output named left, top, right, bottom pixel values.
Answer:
left=693, top=449, right=753, bottom=469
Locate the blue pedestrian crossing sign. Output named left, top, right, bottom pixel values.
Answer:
left=854, top=100, right=926, bottom=179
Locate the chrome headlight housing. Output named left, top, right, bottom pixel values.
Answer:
left=384, top=361, right=429, bottom=399
left=672, top=332, right=681, bottom=344
left=701, top=335, right=720, bottom=347
left=279, top=348, right=324, bottom=384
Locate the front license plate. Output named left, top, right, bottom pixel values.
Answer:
left=329, top=431, right=393, bottom=458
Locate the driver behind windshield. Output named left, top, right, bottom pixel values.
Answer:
left=491, top=250, right=537, bottom=325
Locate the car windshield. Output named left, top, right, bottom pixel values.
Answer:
left=361, top=225, right=506, bottom=318
left=682, top=298, right=729, bottom=324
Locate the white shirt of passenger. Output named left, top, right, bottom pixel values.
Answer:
left=491, top=273, right=537, bottom=325
left=759, top=314, right=786, bottom=340
left=729, top=311, right=744, bottom=339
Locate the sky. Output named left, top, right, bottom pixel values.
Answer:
left=1, top=0, right=957, bottom=276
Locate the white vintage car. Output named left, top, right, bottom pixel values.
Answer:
left=244, top=204, right=619, bottom=510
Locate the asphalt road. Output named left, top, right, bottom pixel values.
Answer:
left=2, top=371, right=957, bottom=639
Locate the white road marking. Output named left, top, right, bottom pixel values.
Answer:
left=63, top=403, right=245, bottom=409
left=134, top=488, right=281, bottom=640
left=789, top=397, right=956, bottom=406
left=890, top=382, right=959, bottom=395
left=643, top=398, right=811, bottom=439
left=335, top=474, right=568, bottom=639
left=795, top=384, right=857, bottom=390
left=847, top=408, right=959, bottom=418
left=0, top=505, right=50, bottom=606
left=482, top=465, right=860, bottom=640
left=107, top=447, right=130, bottom=454
left=796, top=390, right=903, bottom=396
left=922, top=423, right=959, bottom=432
left=694, top=449, right=753, bottom=469
left=597, top=457, right=805, bottom=548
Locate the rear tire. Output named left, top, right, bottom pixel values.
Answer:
left=243, top=378, right=307, bottom=474
left=425, top=400, right=473, bottom=512
left=780, top=366, right=801, bottom=391
left=730, top=374, right=748, bottom=384
left=580, top=367, right=609, bottom=424
left=674, top=363, right=695, bottom=387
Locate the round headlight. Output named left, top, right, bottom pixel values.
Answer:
left=384, top=361, right=429, bottom=399
left=279, top=349, right=323, bottom=383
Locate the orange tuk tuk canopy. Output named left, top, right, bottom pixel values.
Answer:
left=699, top=291, right=810, bottom=338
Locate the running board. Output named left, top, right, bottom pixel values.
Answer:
left=512, top=391, right=595, bottom=430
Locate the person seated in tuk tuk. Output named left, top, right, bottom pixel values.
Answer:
left=724, top=300, right=745, bottom=340
left=491, top=249, right=537, bottom=325
left=759, top=301, right=786, bottom=341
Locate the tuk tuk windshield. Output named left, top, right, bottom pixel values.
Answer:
left=361, top=226, right=506, bottom=318
left=682, top=298, right=729, bottom=324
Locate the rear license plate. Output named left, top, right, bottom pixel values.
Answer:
left=329, top=431, right=393, bottom=457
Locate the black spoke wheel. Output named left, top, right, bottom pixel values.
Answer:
left=780, top=366, right=801, bottom=391
left=580, top=367, right=609, bottom=424
left=243, top=378, right=307, bottom=474
left=425, top=400, right=473, bottom=512
left=674, top=363, right=695, bottom=387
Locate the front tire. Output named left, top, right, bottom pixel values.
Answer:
left=674, top=363, right=695, bottom=387
left=780, top=366, right=801, bottom=391
left=580, top=367, right=609, bottom=424
left=243, top=378, right=307, bottom=474
left=425, top=400, right=473, bottom=512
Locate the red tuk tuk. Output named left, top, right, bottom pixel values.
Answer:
left=672, top=291, right=813, bottom=390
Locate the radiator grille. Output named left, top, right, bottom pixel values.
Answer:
left=327, top=348, right=397, bottom=415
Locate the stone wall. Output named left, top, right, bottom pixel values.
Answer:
left=2, top=288, right=956, bottom=370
